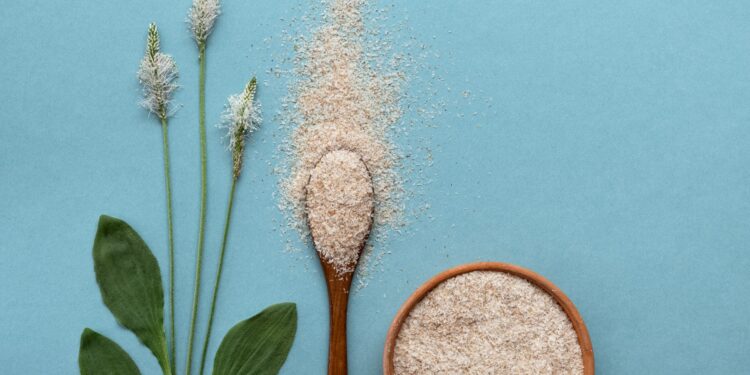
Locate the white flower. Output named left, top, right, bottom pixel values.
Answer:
left=220, top=78, right=261, bottom=178
left=188, top=0, right=220, bottom=44
left=138, top=23, right=178, bottom=120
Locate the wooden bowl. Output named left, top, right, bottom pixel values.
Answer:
left=382, top=262, right=595, bottom=374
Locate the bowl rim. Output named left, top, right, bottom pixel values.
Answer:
left=382, top=261, right=595, bottom=374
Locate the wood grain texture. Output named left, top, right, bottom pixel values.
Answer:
left=382, top=262, right=595, bottom=375
left=320, top=261, right=355, bottom=375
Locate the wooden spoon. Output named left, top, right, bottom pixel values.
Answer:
left=305, top=150, right=374, bottom=375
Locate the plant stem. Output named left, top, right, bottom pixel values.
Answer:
left=198, top=177, right=237, bottom=375
left=186, top=42, right=208, bottom=375
left=160, top=117, right=177, bottom=375
left=159, top=336, right=174, bottom=375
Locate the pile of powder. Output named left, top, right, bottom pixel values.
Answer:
left=278, top=0, right=405, bottom=271
left=305, top=150, right=374, bottom=273
left=394, top=271, right=584, bottom=374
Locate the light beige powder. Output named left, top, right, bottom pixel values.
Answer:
left=279, top=0, right=404, bottom=269
left=306, top=150, right=374, bottom=273
left=394, top=271, right=584, bottom=375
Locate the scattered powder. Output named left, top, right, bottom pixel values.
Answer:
left=305, top=150, right=374, bottom=273
left=278, top=0, right=407, bottom=275
left=394, top=271, right=584, bottom=375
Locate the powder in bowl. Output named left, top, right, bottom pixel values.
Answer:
left=393, top=271, right=584, bottom=374
left=305, top=150, right=374, bottom=274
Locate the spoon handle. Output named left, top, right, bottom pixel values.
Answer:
left=325, top=269, right=354, bottom=375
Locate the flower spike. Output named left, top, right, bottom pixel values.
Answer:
left=138, top=23, right=178, bottom=120
left=221, top=77, right=260, bottom=179
left=188, top=0, right=220, bottom=44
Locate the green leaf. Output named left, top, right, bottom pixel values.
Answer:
left=92, top=215, right=170, bottom=374
left=213, top=303, right=298, bottom=375
left=79, top=328, right=141, bottom=375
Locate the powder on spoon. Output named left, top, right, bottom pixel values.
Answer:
left=306, top=150, right=374, bottom=273
left=393, top=271, right=584, bottom=375
left=278, top=0, right=406, bottom=275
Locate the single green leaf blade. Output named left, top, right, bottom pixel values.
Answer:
left=92, top=215, right=170, bottom=373
left=79, top=328, right=142, bottom=375
left=213, top=303, right=298, bottom=375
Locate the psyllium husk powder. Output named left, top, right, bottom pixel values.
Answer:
left=393, top=271, right=584, bottom=375
left=305, top=150, right=374, bottom=274
left=278, top=0, right=407, bottom=277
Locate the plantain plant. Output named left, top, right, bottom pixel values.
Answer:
left=78, top=6, right=298, bottom=374
left=198, top=78, right=261, bottom=375
left=186, top=1, right=220, bottom=371
left=79, top=217, right=297, bottom=375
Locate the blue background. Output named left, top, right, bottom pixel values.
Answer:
left=1, top=0, right=749, bottom=374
